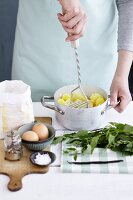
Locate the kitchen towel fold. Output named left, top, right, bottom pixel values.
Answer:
left=61, top=141, right=133, bottom=174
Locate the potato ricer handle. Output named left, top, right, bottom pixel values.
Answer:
left=71, top=39, right=79, bottom=48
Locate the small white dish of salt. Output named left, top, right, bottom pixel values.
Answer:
left=30, top=151, right=56, bottom=167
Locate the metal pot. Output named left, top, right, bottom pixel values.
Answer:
left=41, top=85, right=119, bottom=130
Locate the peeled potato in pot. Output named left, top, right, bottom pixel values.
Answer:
left=22, top=131, right=39, bottom=141
left=32, top=123, right=49, bottom=141
left=95, top=97, right=105, bottom=106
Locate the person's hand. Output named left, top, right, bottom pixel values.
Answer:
left=110, top=76, right=132, bottom=113
left=58, top=0, right=87, bottom=41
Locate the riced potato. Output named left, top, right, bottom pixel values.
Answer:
left=57, top=92, right=106, bottom=108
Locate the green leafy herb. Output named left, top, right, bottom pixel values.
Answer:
left=52, top=122, right=133, bottom=160
left=90, top=135, right=100, bottom=153
left=52, top=136, right=64, bottom=144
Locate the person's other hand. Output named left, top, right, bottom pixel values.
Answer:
left=110, top=76, right=132, bottom=113
left=58, top=0, right=87, bottom=41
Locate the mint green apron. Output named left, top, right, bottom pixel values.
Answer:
left=12, top=0, right=118, bottom=101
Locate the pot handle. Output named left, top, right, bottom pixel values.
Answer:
left=101, top=95, right=121, bottom=115
left=41, top=96, right=65, bottom=115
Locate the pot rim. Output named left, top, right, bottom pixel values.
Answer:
left=54, top=84, right=108, bottom=110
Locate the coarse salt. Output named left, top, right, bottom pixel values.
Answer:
left=34, top=153, right=51, bottom=165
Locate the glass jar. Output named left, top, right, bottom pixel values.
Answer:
left=4, top=130, right=23, bottom=161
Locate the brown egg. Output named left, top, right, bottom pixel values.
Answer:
left=32, top=123, right=49, bottom=141
left=22, top=131, right=39, bottom=141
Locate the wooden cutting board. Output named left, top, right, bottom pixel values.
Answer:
left=0, top=117, right=52, bottom=191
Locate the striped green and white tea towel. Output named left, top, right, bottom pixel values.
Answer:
left=61, top=142, right=133, bottom=174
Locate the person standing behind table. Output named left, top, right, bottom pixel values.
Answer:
left=12, top=0, right=88, bottom=101
left=58, top=0, right=133, bottom=112
left=12, top=0, right=133, bottom=113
